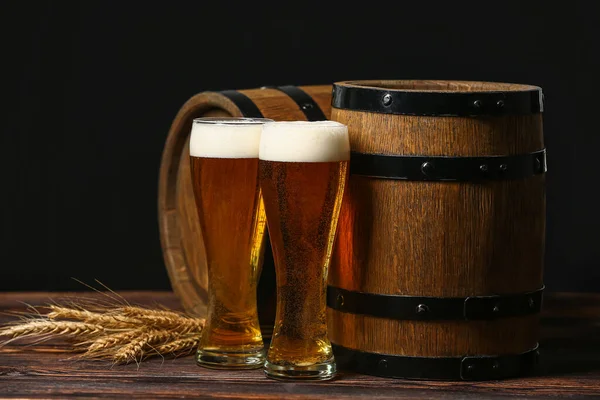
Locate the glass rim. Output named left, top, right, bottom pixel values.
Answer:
left=192, top=117, right=274, bottom=125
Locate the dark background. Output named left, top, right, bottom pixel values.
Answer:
left=1, top=1, right=598, bottom=292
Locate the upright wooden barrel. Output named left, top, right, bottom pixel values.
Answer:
left=158, top=85, right=332, bottom=329
left=327, top=80, right=546, bottom=380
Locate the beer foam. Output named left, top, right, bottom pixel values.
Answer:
left=259, top=121, right=350, bottom=162
left=190, top=118, right=269, bottom=158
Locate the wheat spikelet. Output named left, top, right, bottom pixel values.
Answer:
left=111, top=330, right=199, bottom=364
left=154, top=336, right=200, bottom=355
left=113, top=330, right=155, bottom=364
left=174, top=318, right=205, bottom=334
left=86, top=330, right=143, bottom=353
left=118, top=306, right=200, bottom=328
left=0, top=320, right=104, bottom=339
left=47, top=305, right=141, bottom=327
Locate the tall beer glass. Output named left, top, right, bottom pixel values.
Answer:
left=259, top=121, right=350, bottom=380
left=190, top=117, right=272, bottom=369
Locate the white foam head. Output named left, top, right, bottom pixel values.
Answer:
left=259, top=121, right=350, bottom=162
left=189, top=118, right=272, bottom=158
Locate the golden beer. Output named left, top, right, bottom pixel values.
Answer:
left=190, top=117, right=272, bottom=369
left=259, top=121, right=349, bottom=380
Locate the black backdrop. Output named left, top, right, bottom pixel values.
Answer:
left=1, top=1, right=598, bottom=292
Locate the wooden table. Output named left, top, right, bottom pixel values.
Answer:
left=1, top=292, right=599, bottom=399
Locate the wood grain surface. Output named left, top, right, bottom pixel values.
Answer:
left=1, top=291, right=599, bottom=399
left=329, top=80, right=545, bottom=358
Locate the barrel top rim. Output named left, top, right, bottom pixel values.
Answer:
left=335, top=80, right=542, bottom=94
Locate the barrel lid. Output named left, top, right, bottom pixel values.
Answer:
left=332, top=80, right=544, bottom=116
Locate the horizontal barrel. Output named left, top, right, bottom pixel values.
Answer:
left=328, top=80, right=546, bottom=380
left=158, top=85, right=332, bottom=330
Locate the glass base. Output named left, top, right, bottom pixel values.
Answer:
left=264, top=358, right=336, bottom=381
left=196, top=348, right=265, bottom=370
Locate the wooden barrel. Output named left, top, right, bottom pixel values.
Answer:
left=327, top=80, right=546, bottom=380
left=158, top=85, right=333, bottom=330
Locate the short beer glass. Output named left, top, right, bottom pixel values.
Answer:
left=259, top=121, right=350, bottom=380
left=190, top=117, right=272, bottom=369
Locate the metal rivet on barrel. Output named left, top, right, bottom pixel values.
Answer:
left=492, top=361, right=500, bottom=370
left=466, top=364, right=474, bottom=371
left=473, top=99, right=482, bottom=108
left=499, top=164, right=508, bottom=172
left=378, top=359, right=388, bottom=370
left=496, top=100, right=505, bottom=108
left=336, top=294, right=344, bottom=307
left=382, top=93, right=393, bottom=106
left=480, top=164, right=488, bottom=172
left=421, top=162, right=434, bottom=176
left=416, top=304, right=429, bottom=314
left=493, top=305, right=500, bottom=313
left=528, top=297, right=535, bottom=308
left=535, top=157, right=542, bottom=171
left=301, top=103, right=314, bottom=110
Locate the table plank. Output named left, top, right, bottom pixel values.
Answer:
left=1, top=291, right=599, bottom=399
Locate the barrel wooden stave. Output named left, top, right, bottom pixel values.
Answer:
left=338, top=112, right=543, bottom=157
left=328, top=80, right=545, bottom=376
left=330, top=176, right=545, bottom=297
left=328, top=312, right=539, bottom=357
left=159, top=86, right=332, bottom=318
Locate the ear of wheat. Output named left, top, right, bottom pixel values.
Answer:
left=0, top=292, right=205, bottom=366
